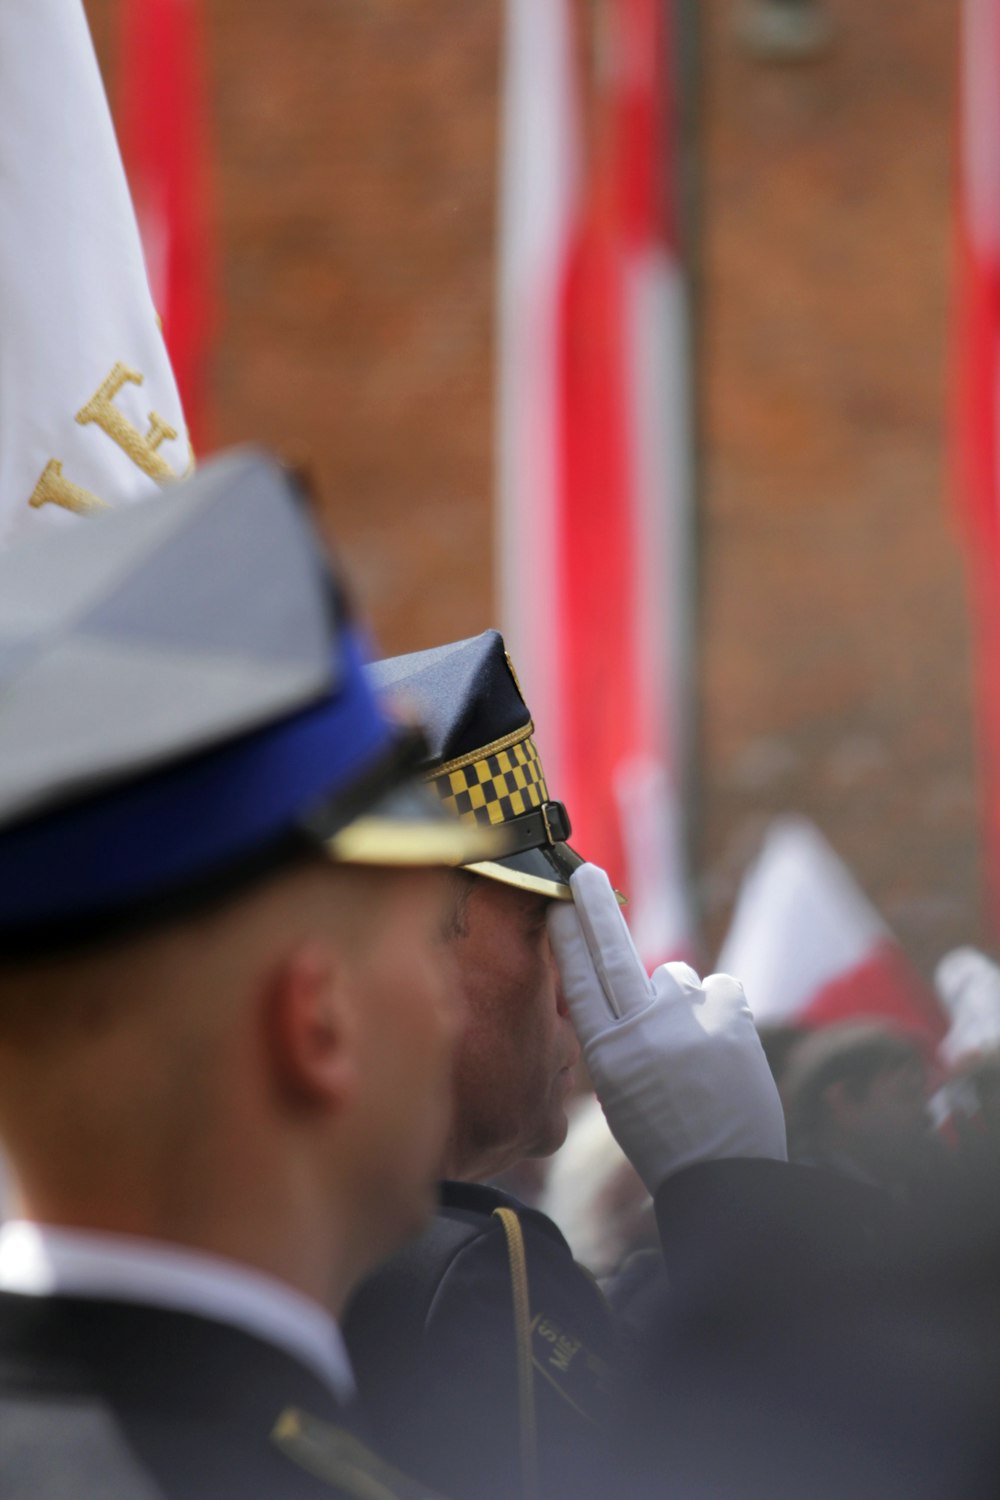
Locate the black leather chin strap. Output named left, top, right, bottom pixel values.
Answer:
left=499, top=800, right=572, bottom=856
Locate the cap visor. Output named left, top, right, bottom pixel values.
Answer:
left=463, top=842, right=584, bottom=900
left=325, top=781, right=508, bottom=867
left=463, top=842, right=627, bottom=904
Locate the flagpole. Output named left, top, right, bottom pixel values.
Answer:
left=668, top=0, right=703, bottom=931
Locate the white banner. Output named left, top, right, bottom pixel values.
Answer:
left=495, top=0, right=581, bottom=790
left=0, top=0, right=190, bottom=549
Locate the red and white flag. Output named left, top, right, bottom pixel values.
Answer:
left=953, top=0, right=1000, bottom=933
left=119, top=0, right=215, bottom=450
left=497, top=0, right=695, bottom=965
left=717, top=818, right=946, bottom=1042
left=0, top=0, right=189, bottom=549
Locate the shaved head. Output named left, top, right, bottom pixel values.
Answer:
left=0, top=855, right=461, bottom=1306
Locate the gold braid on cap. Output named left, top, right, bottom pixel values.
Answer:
left=428, top=722, right=549, bottom=829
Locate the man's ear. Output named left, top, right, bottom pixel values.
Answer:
left=264, top=941, right=358, bottom=1111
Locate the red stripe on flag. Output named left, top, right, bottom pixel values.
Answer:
left=615, top=0, right=677, bottom=253
left=118, top=0, right=214, bottom=450
left=557, top=163, right=635, bottom=894
left=952, top=0, right=1000, bottom=931
left=801, top=940, right=948, bottom=1046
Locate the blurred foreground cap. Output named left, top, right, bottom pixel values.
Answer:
left=0, top=450, right=502, bottom=950
left=367, top=630, right=585, bottom=901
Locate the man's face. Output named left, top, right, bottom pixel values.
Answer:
left=344, top=867, right=463, bottom=1248
left=444, top=875, right=580, bottom=1180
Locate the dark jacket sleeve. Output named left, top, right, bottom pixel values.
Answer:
left=626, top=1159, right=1000, bottom=1500
left=653, top=1157, right=893, bottom=1323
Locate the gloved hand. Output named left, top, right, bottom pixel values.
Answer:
left=935, top=946, right=1000, bottom=1066
left=548, top=863, right=787, bottom=1195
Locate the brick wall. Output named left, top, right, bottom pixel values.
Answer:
left=86, top=0, right=981, bottom=974
left=695, top=0, right=977, bottom=968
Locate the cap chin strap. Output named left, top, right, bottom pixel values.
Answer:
left=495, top=800, right=572, bottom=857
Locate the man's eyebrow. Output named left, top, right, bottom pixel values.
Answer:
left=440, top=876, right=474, bottom=940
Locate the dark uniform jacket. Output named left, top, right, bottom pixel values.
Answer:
left=0, top=1292, right=441, bottom=1500
left=349, top=1169, right=887, bottom=1500
left=344, top=1182, right=619, bottom=1500
left=346, top=1161, right=1000, bottom=1500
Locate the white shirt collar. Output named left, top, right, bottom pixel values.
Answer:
left=0, top=1220, right=354, bottom=1403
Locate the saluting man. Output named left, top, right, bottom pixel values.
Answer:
left=0, top=453, right=503, bottom=1500
left=345, top=632, right=792, bottom=1500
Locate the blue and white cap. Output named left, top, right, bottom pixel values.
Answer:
left=0, top=449, right=503, bottom=951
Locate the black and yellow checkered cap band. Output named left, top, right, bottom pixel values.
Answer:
left=428, top=726, right=549, bottom=829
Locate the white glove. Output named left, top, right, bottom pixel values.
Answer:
left=935, top=946, right=1000, bottom=1066
left=548, top=863, right=787, bottom=1195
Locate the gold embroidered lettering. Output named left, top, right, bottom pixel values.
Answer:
left=28, top=459, right=108, bottom=515
left=549, top=1335, right=581, bottom=1374
left=75, top=362, right=181, bottom=481
left=145, top=411, right=178, bottom=456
